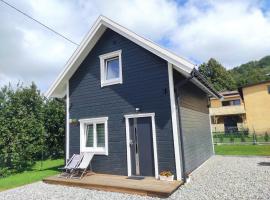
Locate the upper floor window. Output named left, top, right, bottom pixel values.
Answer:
left=268, top=85, right=270, bottom=94
left=79, top=117, right=108, bottom=155
left=99, top=50, right=122, bottom=87
left=222, top=99, right=241, bottom=106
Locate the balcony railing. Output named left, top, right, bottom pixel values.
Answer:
left=210, top=105, right=246, bottom=116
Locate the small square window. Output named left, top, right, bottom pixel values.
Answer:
left=79, top=117, right=108, bottom=155
left=100, top=50, right=122, bottom=87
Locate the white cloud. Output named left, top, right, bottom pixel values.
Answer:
left=0, top=74, right=21, bottom=88
left=0, top=0, right=270, bottom=93
left=171, top=0, right=270, bottom=67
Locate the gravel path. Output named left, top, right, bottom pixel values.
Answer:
left=0, top=156, right=269, bottom=200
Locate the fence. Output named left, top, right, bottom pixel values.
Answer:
left=0, top=150, right=64, bottom=178
left=213, top=128, right=270, bottom=145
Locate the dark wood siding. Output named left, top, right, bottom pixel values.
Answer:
left=174, top=71, right=213, bottom=175
left=68, top=29, right=176, bottom=176
left=174, top=72, right=209, bottom=114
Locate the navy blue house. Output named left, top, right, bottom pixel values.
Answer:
left=47, top=16, right=221, bottom=181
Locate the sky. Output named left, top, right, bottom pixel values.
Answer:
left=0, top=0, right=270, bottom=93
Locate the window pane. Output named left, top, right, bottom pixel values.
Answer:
left=222, top=101, right=230, bottom=106
left=96, top=123, right=105, bottom=147
left=106, top=57, right=119, bottom=80
left=86, top=124, right=94, bottom=147
left=233, top=99, right=241, bottom=105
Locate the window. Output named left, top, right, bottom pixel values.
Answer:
left=79, top=117, right=108, bottom=155
left=222, top=99, right=241, bottom=106
left=222, top=101, right=230, bottom=106
left=100, top=50, right=122, bottom=87
left=268, top=85, right=270, bottom=94
left=232, top=99, right=241, bottom=105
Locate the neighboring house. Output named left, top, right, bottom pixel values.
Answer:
left=46, top=16, right=220, bottom=181
left=238, top=80, right=270, bottom=135
left=210, top=91, right=247, bottom=133
left=210, top=80, right=270, bottom=135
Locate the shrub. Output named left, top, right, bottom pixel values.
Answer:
left=264, top=132, right=269, bottom=142
left=219, top=135, right=224, bottom=143
left=230, top=135, right=234, bottom=143
left=240, top=134, right=246, bottom=142
left=244, top=128, right=249, bottom=136
left=43, top=98, right=65, bottom=158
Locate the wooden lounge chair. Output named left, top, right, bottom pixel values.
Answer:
left=58, top=154, right=83, bottom=178
left=70, top=152, right=94, bottom=179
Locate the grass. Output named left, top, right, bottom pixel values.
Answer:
left=215, top=145, right=270, bottom=156
left=0, top=159, right=64, bottom=191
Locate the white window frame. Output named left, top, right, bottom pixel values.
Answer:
left=79, top=117, right=108, bottom=155
left=99, top=50, right=123, bottom=87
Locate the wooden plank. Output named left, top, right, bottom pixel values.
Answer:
left=43, top=174, right=183, bottom=198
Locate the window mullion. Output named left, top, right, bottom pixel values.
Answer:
left=94, top=123, right=97, bottom=148
left=84, top=124, right=87, bottom=147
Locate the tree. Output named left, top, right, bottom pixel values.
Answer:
left=0, top=83, right=44, bottom=173
left=198, top=58, right=237, bottom=91
left=230, top=56, right=270, bottom=87
left=43, top=98, right=65, bottom=158
left=0, top=83, right=65, bottom=176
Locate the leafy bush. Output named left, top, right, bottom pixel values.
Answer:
left=230, top=135, right=234, bottom=143
left=219, top=135, right=224, bottom=143
left=243, top=128, right=249, bottom=136
left=0, top=83, right=65, bottom=177
left=240, top=134, right=246, bottom=142
left=264, top=132, right=269, bottom=142
left=43, top=98, right=65, bottom=158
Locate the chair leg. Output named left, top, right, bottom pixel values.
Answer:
left=80, top=168, right=87, bottom=179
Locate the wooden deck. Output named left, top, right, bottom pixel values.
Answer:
left=43, top=173, right=183, bottom=198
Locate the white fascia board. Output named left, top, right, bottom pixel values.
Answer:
left=46, top=17, right=107, bottom=98
left=172, top=65, right=219, bottom=99
left=46, top=15, right=195, bottom=98
left=101, top=17, right=195, bottom=72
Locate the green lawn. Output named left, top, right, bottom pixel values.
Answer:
left=215, top=145, right=270, bottom=156
left=0, top=159, right=64, bottom=191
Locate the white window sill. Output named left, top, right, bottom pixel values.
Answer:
left=81, top=147, right=108, bottom=155
left=101, top=79, right=122, bottom=87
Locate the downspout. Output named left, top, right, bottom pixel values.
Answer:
left=174, top=69, right=195, bottom=182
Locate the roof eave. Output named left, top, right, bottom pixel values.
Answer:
left=46, top=16, right=195, bottom=98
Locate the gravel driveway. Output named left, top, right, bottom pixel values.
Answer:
left=0, top=156, right=269, bottom=200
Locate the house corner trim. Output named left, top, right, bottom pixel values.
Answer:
left=168, top=63, right=182, bottom=180
left=66, top=82, right=70, bottom=163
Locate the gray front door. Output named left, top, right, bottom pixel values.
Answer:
left=129, top=117, right=155, bottom=177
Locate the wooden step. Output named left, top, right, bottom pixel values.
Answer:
left=43, top=174, right=183, bottom=198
